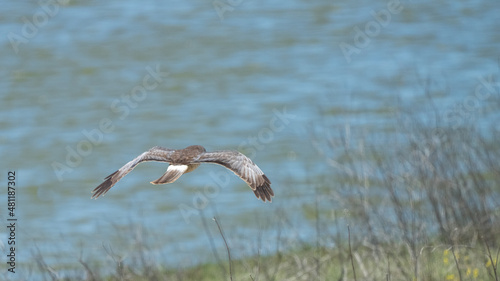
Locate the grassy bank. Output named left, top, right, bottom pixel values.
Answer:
left=31, top=235, right=499, bottom=280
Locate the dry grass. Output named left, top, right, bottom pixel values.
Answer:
left=29, top=90, right=500, bottom=280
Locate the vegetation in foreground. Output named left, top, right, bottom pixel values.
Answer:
left=28, top=225, right=500, bottom=281
left=25, top=90, right=500, bottom=280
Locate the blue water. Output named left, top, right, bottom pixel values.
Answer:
left=1, top=0, right=499, bottom=279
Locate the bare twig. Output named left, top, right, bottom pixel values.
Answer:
left=386, top=257, right=390, bottom=281
left=214, top=216, right=233, bottom=281
left=484, top=241, right=499, bottom=281
left=78, top=248, right=97, bottom=281
left=78, top=258, right=97, bottom=281
left=348, top=225, right=357, bottom=281
left=102, top=242, right=126, bottom=279
left=32, top=246, right=59, bottom=281
left=200, top=210, right=225, bottom=276
left=451, top=246, right=463, bottom=281
left=496, top=247, right=500, bottom=281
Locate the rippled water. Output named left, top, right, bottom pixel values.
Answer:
left=1, top=0, right=499, bottom=278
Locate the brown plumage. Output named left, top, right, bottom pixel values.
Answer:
left=92, top=145, right=273, bottom=202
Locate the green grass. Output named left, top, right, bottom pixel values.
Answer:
left=36, top=238, right=496, bottom=281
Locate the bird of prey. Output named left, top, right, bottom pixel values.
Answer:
left=92, top=145, right=273, bottom=202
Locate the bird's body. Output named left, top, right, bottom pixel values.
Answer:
left=92, top=145, right=273, bottom=202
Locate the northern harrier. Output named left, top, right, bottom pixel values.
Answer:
left=92, top=145, right=273, bottom=202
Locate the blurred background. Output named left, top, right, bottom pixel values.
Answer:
left=1, top=0, right=499, bottom=280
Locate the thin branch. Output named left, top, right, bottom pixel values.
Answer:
left=386, top=257, right=390, bottom=281
left=199, top=210, right=225, bottom=275
left=78, top=258, right=96, bottom=281
left=485, top=241, right=499, bottom=281
left=348, top=225, right=357, bottom=281
left=214, top=216, right=233, bottom=281
left=451, top=246, right=463, bottom=281
left=496, top=247, right=500, bottom=281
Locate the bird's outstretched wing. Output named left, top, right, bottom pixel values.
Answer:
left=92, top=146, right=175, bottom=199
left=197, top=151, right=274, bottom=202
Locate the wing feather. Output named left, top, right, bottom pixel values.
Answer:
left=196, top=151, right=273, bottom=202
left=91, top=146, right=174, bottom=199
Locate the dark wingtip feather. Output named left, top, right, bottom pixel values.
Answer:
left=91, top=170, right=119, bottom=199
left=254, top=174, right=273, bottom=202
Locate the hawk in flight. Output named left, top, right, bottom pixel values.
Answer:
left=92, top=145, right=273, bottom=202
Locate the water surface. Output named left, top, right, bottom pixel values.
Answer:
left=0, top=0, right=499, bottom=278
